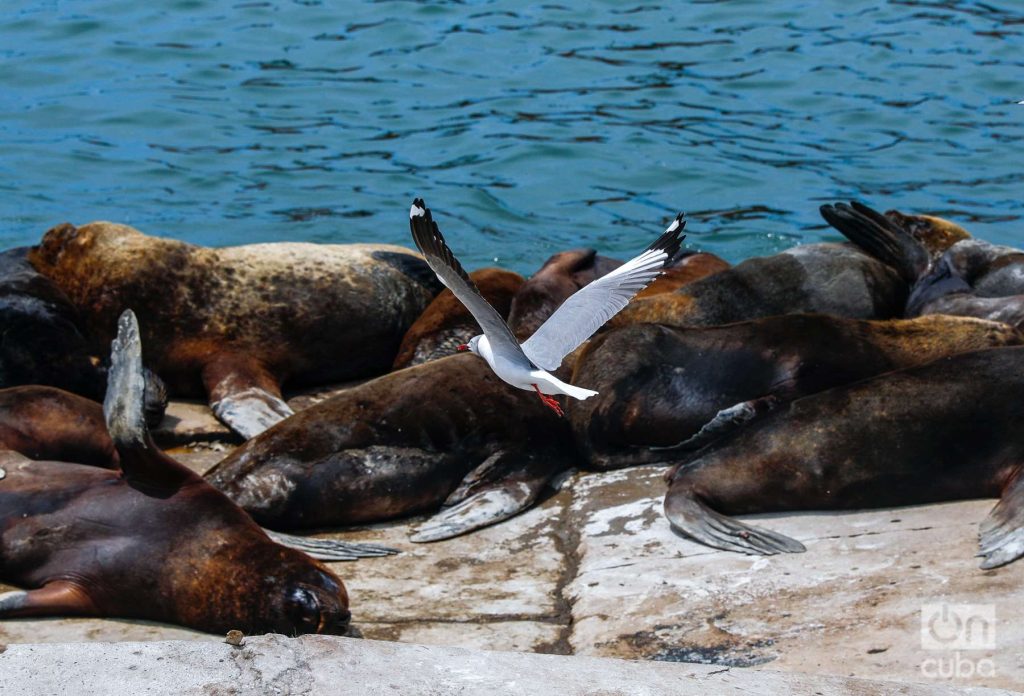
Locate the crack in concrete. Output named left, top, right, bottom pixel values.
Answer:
left=532, top=488, right=582, bottom=655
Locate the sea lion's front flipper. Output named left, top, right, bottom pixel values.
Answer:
left=263, top=531, right=399, bottom=562
left=664, top=486, right=805, bottom=555
left=0, top=581, right=96, bottom=618
left=652, top=396, right=779, bottom=453
left=203, top=355, right=294, bottom=440
left=977, top=467, right=1024, bottom=569
left=105, top=310, right=192, bottom=489
left=409, top=450, right=565, bottom=542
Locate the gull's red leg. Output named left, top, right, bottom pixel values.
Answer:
left=532, top=384, right=564, bottom=417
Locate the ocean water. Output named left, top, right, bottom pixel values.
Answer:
left=1, top=0, right=1021, bottom=274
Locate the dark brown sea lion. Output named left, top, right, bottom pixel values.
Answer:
left=634, top=251, right=730, bottom=299
left=204, top=354, right=576, bottom=542
left=392, top=268, right=524, bottom=369
left=609, top=243, right=906, bottom=329
left=570, top=314, right=1023, bottom=470
left=0, top=247, right=167, bottom=425
left=663, top=345, right=1024, bottom=569
left=821, top=201, right=1024, bottom=328
left=28, top=222, right=441, bottom=439
left=0, top=311, right=352, bottom=634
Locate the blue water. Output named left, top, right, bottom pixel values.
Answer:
left=1, top=1, right=1021, bottom=273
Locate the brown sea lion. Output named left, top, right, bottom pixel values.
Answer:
left=0, top=311, right=352, bottom=634
left=634, top=251, right=730, bottom=299
left=0, top=247, right=167, bottom=426
left=392, top=268, right=524, bottom=370
left=204, top=354, right=577, bottom=542
left=609, top=242, right=906, bottom=329
left=821, top=201, right=1024, bottom=328
left=28, top=222, right=441, bottom=439
left=662, top=346, right=1024, bottom=569
left=569, top=314, right=1023, bottom=470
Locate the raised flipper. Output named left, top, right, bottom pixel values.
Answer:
left=263, top=531, right=399, bottom=562
left=651, top=396, right=779, bottom=453
left=0, top=581, right=96, bottom=618
left=664, top=486, right=806, bottom=555
left=977, top=468, right=1024, bottom=569
left=820, top=201, right=929, bottom=283
left=203, top=355, right=294, bottom=440
left=410, top=450, right=566, bottom=542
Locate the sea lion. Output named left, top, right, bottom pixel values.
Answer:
left=204, top=354, right=576, bottom=542
left=0, top=311, right=352, bottom=634
left=28, top=221, right=441, bottom=438
left=821, top=201, right=1024, bottom=328
left=610, top=243, right=906, bottom=329
left=569, top=314, right=1023, bottom=470
left=633, top=251, right=730, bottom=299
left=662, top=345, right=1024, bottom=569
left=0, top=247, right=167, bottom=425
left=393, top=268, right=524, bottom=370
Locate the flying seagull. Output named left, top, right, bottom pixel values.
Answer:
left=409, top=198, right=685, bottom=416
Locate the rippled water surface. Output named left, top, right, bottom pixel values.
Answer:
left=1, top=1, right=1021, bottom=272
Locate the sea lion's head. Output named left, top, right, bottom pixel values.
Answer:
left=267, top=560, right=351, bottom=635
left=885, top=210, right=971, bottom=260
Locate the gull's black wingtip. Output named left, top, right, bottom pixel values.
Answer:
left=646, top=212, right=686, bottom=262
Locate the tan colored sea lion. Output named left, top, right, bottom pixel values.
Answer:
left=28, top=222, right=441, bottom=438
left=0, top=311, right=352, bottom=634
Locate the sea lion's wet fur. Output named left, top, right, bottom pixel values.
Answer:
left=571, top=314, right=1023, bottom=469
left=206, top=354, right=575, bottom=530
left=0, top=386, right=116, bottom=468
left=393, top=268, right=524, bottom=369
left=611, top=243, right=906, bottom=328
left=28, top=222, right=441, bottom=396
left=663, top=346, right=1024, bottom=566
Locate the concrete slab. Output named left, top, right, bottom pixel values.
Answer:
left=0, top=634, right=1008, bottom=696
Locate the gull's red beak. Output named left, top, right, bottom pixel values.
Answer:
left=456, top=344, right=469, bottom=353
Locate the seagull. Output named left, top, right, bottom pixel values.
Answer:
left=409, top=198, right=685, bottom=416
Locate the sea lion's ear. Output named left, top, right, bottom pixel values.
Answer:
left=104, top=309, right=193, bottom=490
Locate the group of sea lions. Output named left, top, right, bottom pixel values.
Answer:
left=2, top=198, right=1023, bottom=639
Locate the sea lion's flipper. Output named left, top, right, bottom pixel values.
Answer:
left=409, top=451, right=564, bottom=542
left=0, top=581, right=95, bottom=618
left=263, top=530, right=399, bottom=562
left=664, top=487, right=806, bottom=555
left=651, top=396, right=779, bottom=453
left=905, top=256, right=973, bottom=316
left=977, top=468, right=1024, bottom=569
left=820, top=201, right=929, bottom=283
left=104, top=310, right=192, bottom=489
left=203, top=356, right=294, bottom=440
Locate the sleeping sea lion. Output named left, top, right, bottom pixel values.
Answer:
left=28, top=222, right=441, bottom=438
left=609, top=243, right=906, bottom=329
left=821, top=201, right=1024, bottom=328
left=0, top=247, right=167, bottom=425
left=204, top=354, right=576, bottom=542
left=0, top=311, right=352, bottom=634
left=663, top=345, right=1024, bottom=569
left=570, top=314, right=1023, bottom=470
left=393, top=268, right=524, bottom=370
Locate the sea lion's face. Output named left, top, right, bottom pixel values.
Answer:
left=268, top=564, right=351, bottom=635
left=886, top=210, right=971, bottom=258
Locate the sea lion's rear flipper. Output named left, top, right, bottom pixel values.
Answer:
left=652, top=396, right=779, bottom=453
left=409, top=450, right=564, bottom=542
left=664, top=486, right=806, bottom=555
left=263, top=531, right=399, bottom=562
left=820, top=201, right=930, bottom=283
left=105, top=310, right=192, bottom=489
left=977, top=468, right=1024, bottom=569
left=203, top=356, right=294, bottom=440
left=0, top=581, right=95, bottom=618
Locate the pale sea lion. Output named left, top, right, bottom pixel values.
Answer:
left=663, top=346, right=1024, bottom=569
left=821, top=201, right=1024, bottom=328
left=0, top=311, right=352, bottom=634
left=570, top=314, right=1022, bottom=470
left=610, top=243, right=906, bottom=329
left=205, top=354, right=576, bottom=542
left=28, top=222, right=441, bottom=438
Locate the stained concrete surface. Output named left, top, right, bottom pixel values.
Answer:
left=3, top=397, right=1023, bottom=693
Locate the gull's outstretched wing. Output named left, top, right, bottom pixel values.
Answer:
left=409, top=199, right=531, bottom=367
left=521, top=214, right=685, bottom=371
